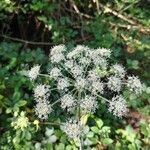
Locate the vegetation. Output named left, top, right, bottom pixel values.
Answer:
left=0, top=0, right=150, bottom=150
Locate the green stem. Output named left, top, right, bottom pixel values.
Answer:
left=77, top=90, right=84, bottom=150
left=94, top=93, right=110, bottom=102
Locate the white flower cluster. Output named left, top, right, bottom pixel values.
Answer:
left=107, top=76, right=122, bottom=92
left=50, top=45, right=66, bottom=63
left=61, top=119, right=83, bottom=139
left=60, top=94, right=75, bottom=111
left=28, top=65, right=40, bottom=80
left=48, top=45, right=143, bottom=117
left=111, top=64, right=126, bottom=78
left=26, top=45, right=144, bottom=137
left=34, top=84, right=52, bottom=119
left=108, top=95, right=128, bottom=118
left=127, top=76, right=143, bottom=94
left=80, top=95, right=98, bottom=113
left=27, top=66, right=52, bottom=119
left=49, top=67, right=62, bottom=79
left=35, top=101, right=52, bottom=120
left=48, top=45, right=112, bottom=115
left=34, top=84, right=50, bottom=102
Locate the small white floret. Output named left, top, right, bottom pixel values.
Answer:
left=28, top=65, right=40, bottom=80
left=108, top=95, right=128, bottom=117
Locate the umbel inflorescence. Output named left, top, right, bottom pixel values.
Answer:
left=27, top=45, right=143, bottom=139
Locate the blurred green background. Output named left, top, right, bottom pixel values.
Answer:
left=0, top=0, right=150, bottom=149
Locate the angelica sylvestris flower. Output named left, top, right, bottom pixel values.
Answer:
left=57, top=78, right=69, bottom=90
left=80, top=96, right=98, bottom=113
left=28, top=65, right=40, bottom=80
left=34, top=84, right=50, bottom=101
left=35, top=101, right=52, bottom=120
left=108, top=95, right=128, bottom=118
left=50, top=45, right=66, bottom=63
left=71, top=64, right=83, bottom=77
left=49, top=67, right=61, bottom=79
left=61, top=119, right=83, bottom=139
left=60, top=94, right=75, bottom=111
left=67, top=45, right=89, bottom=59
left=107, top=76, right=122, bottom=92
left=26, top=45, right=144, bottom=122
left=111, top=64, right=126, bottom=78
left=75, top=77, right=87, bottom=90
left=64, top=60, right=74, bottom=68
left=34, top=84, right=51, bottom=119
left=95, top=47, right=111, bottom=58
left=87, top=70, right=99, bottom=82
left=91, top=80, right=104, bottom=94
left=127, top=76, right=143, bottom=94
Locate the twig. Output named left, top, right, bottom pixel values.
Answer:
left=64, top=3, right=150, bottom=36
left=109, top=22, right=150, bottom=36
left=93, top=0, right=100, bottom=14
left=99, top=3, right=137, bottom=25
left=0, top=34, right=54, bottom=45
left=69, top=0, right=85, bottom=39
left=0, top=34, right=92, bottom=45
left=64, top=7, right=93, bottom=19
left=121, top=33, right=150, bottom=49
left=98, top=2, right=150, bottom=35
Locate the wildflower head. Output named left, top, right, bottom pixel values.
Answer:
left=111, top=64, right=126, bottom=78
left=34, top=84, right=50, bottom=101
left=28, top=65, right=40, bottom=80
left=127, top=76, right=143, bottom=94
left=107, top=76, right=122, bottom=92
left=80, top=95, right=98, bottom=114
left=61, top=119, right=83, bottom=139
left=35, top=101, right=52, bottom=120
left=26, top=45, right=144, bottom=123
left=108, top=95, right=128, bottom=118
left=60, top=94, right=75, bottom=111
left=49, top=67, right=62, bottom=79
left=50, top=45, right=66, bottom=63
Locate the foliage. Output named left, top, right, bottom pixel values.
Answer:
left=0, top=0, right=150, bottom=149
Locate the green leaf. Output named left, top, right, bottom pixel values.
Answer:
left=102, top=126, right=110, bottom=132
left=6, top=107, right=12, bottom=114
left=87, top=131, right=94, bottom=138
left=60, top=135, right=67, bottom=143
left=89, top=137, right=98, bottom=144
left=16, top=100, right=27, bottom=107
left=96, top=118, right=103, bottom=128
left=55, top=143, right=65, bottom=150
left=91, top=126, right=99, bottom=133
left=0, top=94, right=4, bottom=100
left=66, top=145, right=73, bottom=150
left=102, top=138, right=113, bottom=145
left=46, top=143, right=53, bottom=150
left=26, top=131, right=31, bottom=140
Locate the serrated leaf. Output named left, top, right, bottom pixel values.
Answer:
left=55, top=143, right=65, bottom=150
left=16, top=100, right=27, bottom=107
left=91, top=126, right=99, bottom=133
left=102, top=138, right=113, bottom=145
left=96, top=118, right=103, bottom=128
left=87, top=131, right=94, bottom=138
